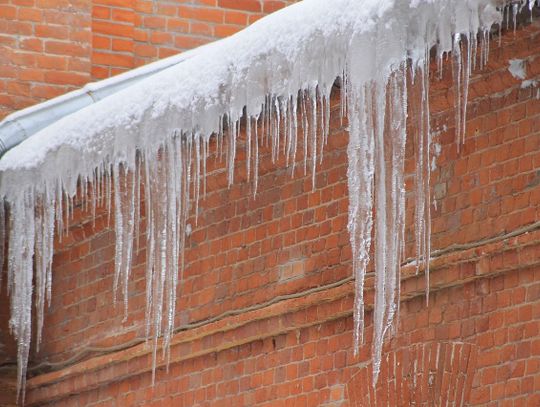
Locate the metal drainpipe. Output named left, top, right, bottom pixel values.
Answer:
left=0, top=44, right=207, bottom=158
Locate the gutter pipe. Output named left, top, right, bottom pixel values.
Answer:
left=0, top=43, right=209, bottom=157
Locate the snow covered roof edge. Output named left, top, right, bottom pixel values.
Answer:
left=0, top=0, right=508, bottom=195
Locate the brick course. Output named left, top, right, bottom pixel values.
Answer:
left=0, top=1, right=540, bottom=406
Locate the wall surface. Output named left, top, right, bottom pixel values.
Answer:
left=0, top=2, right=540, bottom=407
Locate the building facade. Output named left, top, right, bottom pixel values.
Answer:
left=0, top=1, right=540, bottom=406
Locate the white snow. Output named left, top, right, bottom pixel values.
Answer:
left=0, top=0, right=535, bottom=400
left=521, top=79, right=538, bottom=88
left=509, top=58, right=527, bottom=79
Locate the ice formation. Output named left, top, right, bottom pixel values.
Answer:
left=0, top=0, right=536, bottom=401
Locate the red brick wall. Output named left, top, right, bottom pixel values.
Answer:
left=0, top=0, right=92, bottom=119
left=91, top=0, right=295, bottom=79
left=0, top=0, right=295, bottom=119
left=0, top=3, right=539, bottom=407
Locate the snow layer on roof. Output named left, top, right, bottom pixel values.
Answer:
left=0, top=0, right=486, bottom=179
left=0, top=0, right=534, bottom=401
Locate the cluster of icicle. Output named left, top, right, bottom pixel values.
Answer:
left=0, top=0, right=537, bottom=402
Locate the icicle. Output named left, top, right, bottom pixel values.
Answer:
left=253, top=115, right=260, bottom=196
left=246, top=115, right=252, bottom=181
left=217, top=117, right=224, bottom=162
left=291, top=97, right=298, bottom=175
left=194, top=134, right=201, bottom=224
left=55, top=180, right=63, bottom=242
left=281, top=99, right=289, bottom=160
left=113, top=164, right=124, bottom=306
left=34, top=189, right=55, bottom=350
left=274, top=97, right=281, bottom=164
left=285, top=97, right=293, bottom=168
left=134, top=155, right=142, bottom=252
left=203, top=137, right=208, bottom=198
left=163, top=140, right=179, bottom=368
left=301, top=91, right=309, bottom=175
left=318, top=91, right=325, bottom=165
left=371, top=80, right=387, bottom=385
left=106, top=166, right=113, bottom=227
left=340, top=70, right=348, bottom=124
left=144, top=154, right=156, bottom=342
left=227, top=119, right=237, bottom=187
left=0, top=200, right=5, bottom=290
left=452, top=33, right=471, bottom=148
left=310, top=87, right=318, bottom=189
left=8, top=191, right=35, bottom=404
left=347, top=83, right=374, bottom=352
left=415, top=54, right=432, bottom=305
left=513, top=3, right=519, bottom=33
left=390, top=66, right=408, bottom=335
left=452, top=34, right=463, bottom=148
left=324, top=93, right=331, bottom=150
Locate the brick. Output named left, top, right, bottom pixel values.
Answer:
left=149, top=31, right=172, bottom=45
left=36, top=54, right=68, bottom=70
left=91, top=65, right=109, bottom=79
left=45, top=41, right=88, bottom=57
left=3, top=21, right=33, bottom=35
left=92, top=6, right=111, bottom=20
left=190, top=22, right=213, bottom=36
left=224, top=11, right=248, bottom=25
left=111, top=8, right=134, bottom=24
left=6, top=81, right=31, bottom=97
left=174, top=35, right=209, bottom=50
left=218, top=0, right=261, bottom=12
left=111, top=38, right=132, bottom=52
left=142, top=16, right=166, bottom=29
left=93, top=35, right=111, bottom=50
left=0, top=5, right=16, bottom=19
left=9, top=51, right=36, bottom=67
left=178, top=5, right=224, bottom=23
left=12, top=0, right=36, bottom=5
left=18, top=68, right=44, bottom=82
left=44, top=70, right=88, bottom=85
left=263, top=1, right=287, bottom=13
left=92, top=51, right=134, bottom=68
left=35, top=25, right=70, bottom=40
left=133, top=0, right=152, bottom=14
left=158, top=47, right=178, bottom=59
left=31, top=84, right=67, bottom=99
left=93, top=0, right=129, bottom=6
left=18, top=7, right=42, bottom=22
left=167, top=18, right=189, bottom=33
left=0, top=34, right=16, bottom=47
left=133, top=43, right=156, bottom=58
left=92, top=20, right=134, bottom=38
left=215, top=24, right=241, bottom=38
left=20, top=38, right=43, bottom=52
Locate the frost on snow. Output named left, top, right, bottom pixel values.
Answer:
left=0, top=0, right=536, bottom=401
